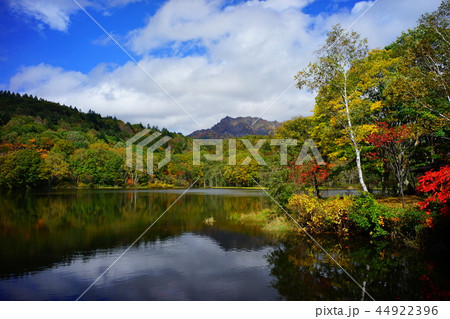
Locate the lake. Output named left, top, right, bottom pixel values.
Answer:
left=0, top=189, right=448, bottom=300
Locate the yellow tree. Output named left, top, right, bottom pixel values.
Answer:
left=296, top=25, right=371, bottom=191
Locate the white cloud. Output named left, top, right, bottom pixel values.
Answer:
left=128, top=0, right=314, bottom=55
left=315, top=0, right=442, bottom=48
left=9, top=0, right=79, bottom=32
left=10, top=63, right=88, bottom=94
left=8, top=0, right=142, bottom=32
left=7, top=0, right=443, bottom=134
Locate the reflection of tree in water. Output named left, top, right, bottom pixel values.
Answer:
left=0, top=190, right=270, bottom=278
left=266, top=234, right=450, bottom=300
left=2, top=190, right=449, bottom=300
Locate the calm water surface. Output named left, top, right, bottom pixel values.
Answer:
left=0, top=189, right=448, bottom=300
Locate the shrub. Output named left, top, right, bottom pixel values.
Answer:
left=267, top=167, right=298, bottom=209
left=396, top=207, right=429, bottom=240
left=348, top=193, right=395, bottom=237
left=287, top=193, right=352, bottom=235
left=287, top=192, right=431, bottom=242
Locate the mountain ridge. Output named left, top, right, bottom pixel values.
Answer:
left=188, top=116, right=281, bottom=138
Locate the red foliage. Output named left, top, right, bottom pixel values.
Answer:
left=366, top=122, right=412, bottom=148
left=289, top=160, right=330, bottom=194
left=419, top=273, right=450, bottom=300
left=416, top=165, right=450, bottom=226
left=366, top=151, right=384, bottom=161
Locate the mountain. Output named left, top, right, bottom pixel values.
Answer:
left=188, top=116, right=281, bottom=138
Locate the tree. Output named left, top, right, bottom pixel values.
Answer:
left=52, top=139, right=76, bottom=158
left=366, top=123, right=415, bottom=207
left=289, top=160, right=330, bottom=198
left=223, top=163, right=258, bottom=187
left=275, top=116, right=313, bottom=141
left=387, top=0, right=449, bottom=112
left=42, top=151, right=71, bottom=185
left=70, top=147, right=125, bottom=186
left=385, top=1, right=449, bottom=166
left=0, top=149, right=44, bottom=188
left=296, top=24, right=370, bottom=192
left=416, top=0, right=449, bottom=105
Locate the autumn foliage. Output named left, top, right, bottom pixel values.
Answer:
left=366, top=122, right=414, bottom=207
left=289, top=161, right=330, bottom=198
left=366, top=122, right=412, bottom=147
left=287, top=193, right=353, bottom=235
left=416, top=166, right=450, bottom=227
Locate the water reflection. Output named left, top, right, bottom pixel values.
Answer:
left=0, top=190, right=270, bottom=278
left=0, top=233, right=279, bottom=301
left=0, top=189, right=449, bottom=300
left=267, top=234, right=450, bottom=300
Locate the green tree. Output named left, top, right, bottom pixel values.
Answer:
left=70, top=147, right=124, bottom=186
left=0, top=149, right=44, bottom=188
left=223, top=152, right=260, bottom=187
left=385, top=1, right=449, bottom=167
left=42, top=151, right=71, bottom=185
left=52, top=139, right=76, bottom=158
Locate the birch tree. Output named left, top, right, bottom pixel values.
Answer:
left=296, top=25, right=370, bottom=192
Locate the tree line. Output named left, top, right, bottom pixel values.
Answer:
left=271, top=0, right=448, bottom=205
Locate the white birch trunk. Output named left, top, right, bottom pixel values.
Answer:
left=343, top=74, right=369, bottom=193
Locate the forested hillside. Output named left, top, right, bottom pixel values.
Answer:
left=0, top=91, right=275, bottom=189
left=0, top=91, right=192, bottom=189
left=0, top=91, right=145, bottom=142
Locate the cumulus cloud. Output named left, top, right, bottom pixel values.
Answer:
left=7, top=0, right=443, bottom=134
left=128, top=0, right=315, bottom=55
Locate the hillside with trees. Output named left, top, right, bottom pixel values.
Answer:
left=0, top=91, right=277, bottom=189
left=0, top=91, right=191, bottom=189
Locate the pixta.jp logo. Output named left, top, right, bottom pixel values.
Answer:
left=127, top=131, right=324, bottom=175
left=126, top=129, right=172, bottom=175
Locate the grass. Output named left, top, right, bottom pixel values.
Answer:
left=227, top=195, right=427, bottom=247
left=377, top=195, right=421, bottom=208
left=228, top=209, right=294, bottom=238
left=262, top=216, right=294, bottom=233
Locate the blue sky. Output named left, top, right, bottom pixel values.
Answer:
left=0, top=1, right=156, bottom=82
left=0, top=0, right=442, bottom=134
